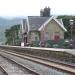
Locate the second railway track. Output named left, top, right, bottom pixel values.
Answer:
left=0, top=53, right=39, bottom=75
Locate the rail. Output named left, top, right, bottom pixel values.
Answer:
left=0, top=66, right=8, bottom=75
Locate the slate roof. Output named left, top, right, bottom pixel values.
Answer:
left=21, top=16, right=66, bottom=32
left=28, top=16, right=50, bottom=31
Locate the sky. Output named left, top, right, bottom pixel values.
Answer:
left=0, top=0, right=75, bottom=18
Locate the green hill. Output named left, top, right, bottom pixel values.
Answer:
left=0, top=17, right=22, bottom=44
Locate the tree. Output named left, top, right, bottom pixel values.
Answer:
left=5, top=24, right=20, bottom=45
left=58, top=15, right=75, bottom=39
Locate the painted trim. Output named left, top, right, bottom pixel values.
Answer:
left=27, top=17, right=30, bottom=32
left=38, top=16, right=53, bottom=31
left=53, top=17, right=67, bottom=31
left=59, top=19, right=64, bottom=25
left=38, top=16, right=67, bottom=32
left=21, top=20, right=23, bottom=33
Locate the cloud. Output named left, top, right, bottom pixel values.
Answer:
left=0, top=0, right=75, bottom=17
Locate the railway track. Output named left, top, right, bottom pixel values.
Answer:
left=0, top=53, right=39, bottom=75
left=0, top=46, right=75, bottom=74
left=20, top=53, right=75, bottom=68
left=0, top=66, right=8, bottom=75
left=1, top=47, right=75, bottom=68
left=0, top=49, right=74, bottom=75
left=2, top=48, right=75, bottom=69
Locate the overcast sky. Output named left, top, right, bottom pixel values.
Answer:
left=0, top=0, right=75, bottom=18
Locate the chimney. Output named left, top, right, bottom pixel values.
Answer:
left=40, top=7, right=51, bottom=17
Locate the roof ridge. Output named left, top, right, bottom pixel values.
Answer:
left=28, top=16, right=50, bottom=18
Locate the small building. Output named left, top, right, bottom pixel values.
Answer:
left=20, top=16, right=67, bottom=47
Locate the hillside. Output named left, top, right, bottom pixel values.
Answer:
left=0, top=17, right=22, bottom=44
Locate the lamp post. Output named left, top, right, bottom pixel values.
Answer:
left=69, top=19, right=74, bottom=41
left=69, top=19, right=74, bottom=49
